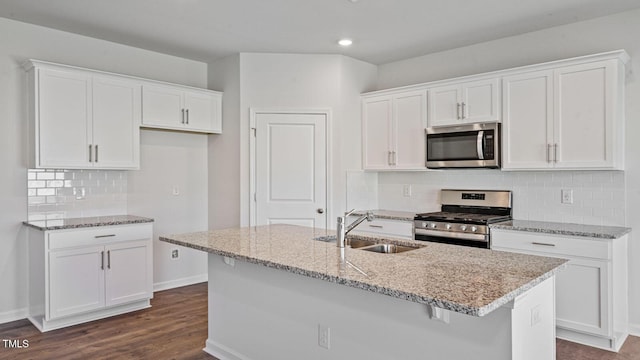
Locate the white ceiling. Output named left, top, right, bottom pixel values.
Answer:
left=0, top=0, right=639, bottom=65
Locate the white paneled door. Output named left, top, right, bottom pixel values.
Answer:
left=254, top=112, right=327, bottom=229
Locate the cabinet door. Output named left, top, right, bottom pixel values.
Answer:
left=105, top=240, right=152, bottom=307
left=554, top=60, right=615, bottom=168
left=48, top=246, right=105, bottom=319
left=502, top=70, right=554, bottom=170
left=556, top=258, right=610, bottom=336
left=92, top=76, right=141, bottom=169
left=462, top=78, right=500, bottom=123
left=428, top=84, right=460, bottom=127
left=141, top=84, right=184, bottom=128
left=37, top=68, right=91, bottom=168
left=362, top=96, right=393, bottom=170
left=184, top=90, right=218, bottom=132
left=393, top=91, right=427, bottom=169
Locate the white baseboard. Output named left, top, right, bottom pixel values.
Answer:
left=153, top=273, right=208, bottom=292
left=629, top=323, right=640, bottom=337
left=204, top=339, right=251, bottom=360
left=0, top=308, right=27, bottom=325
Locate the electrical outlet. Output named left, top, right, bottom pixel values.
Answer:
left=171, top=249, right=179, bottom=259
left=561, top=189, right=573, bottom=204
left=172, top=186, right=180, bottom=196
left=318, top=324, right=330, bottom=350
left=402, top=184, right=412, bottom=197
left=531, top=305, right=542, bottom=326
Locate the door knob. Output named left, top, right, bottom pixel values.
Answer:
left=317, top=208, right=324, bottom=214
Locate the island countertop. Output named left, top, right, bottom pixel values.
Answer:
left=160, top=224, right=566, bottom=317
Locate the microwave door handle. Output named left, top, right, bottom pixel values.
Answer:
left=477, top=130, right=485, bottom=160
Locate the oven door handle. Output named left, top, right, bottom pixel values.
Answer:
left=414, top=228, right=489, bottom=242
left=476, top=130, right=485, bottom=160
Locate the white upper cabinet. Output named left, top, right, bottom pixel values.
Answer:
left=362, top=90, right=427, bottom=170
left=428, top=78, right=500, bottom=127
left=502, top=70, right=554, bottom=169
left=28, top=62, right=140, bottom=170
left=502, top=54, right=627, bottom=170
left=142, top=83, right=222, bottom=134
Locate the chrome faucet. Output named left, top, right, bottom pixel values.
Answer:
left=336, top=209, right=375, bottom=248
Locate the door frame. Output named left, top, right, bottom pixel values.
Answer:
left=249, top=108, right=332, bottom=228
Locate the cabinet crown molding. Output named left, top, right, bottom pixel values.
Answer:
left=23, top=59, right=222, bottom=94
left=362, top=49, right=629, bottom=97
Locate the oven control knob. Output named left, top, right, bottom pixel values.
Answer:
left=460, top=225, right=467, bottom=231
left=429, top=223, right=437, bottom=229
left=471, top=226, right=478, bottom=232
left=445, top=224, right=452, bottom=230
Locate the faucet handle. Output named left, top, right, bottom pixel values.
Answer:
left=344, top=209, right=356, bottom=217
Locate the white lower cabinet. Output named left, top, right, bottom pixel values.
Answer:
left=492, top=229, right=628, bottom=351
left=28, top=223, right=153, bottom=331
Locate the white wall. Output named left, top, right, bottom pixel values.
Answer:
left=127, top=130, right=208, bottom=290
left=376, top=8, right=640, bottom=332
left=0, top=17, right=208, bottom=322
left=208, top=54, right=241, bottom=229
left=235, top=53, right=377, bottom=227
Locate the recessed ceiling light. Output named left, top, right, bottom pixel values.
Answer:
left=338, top=39, right=353, bottom=47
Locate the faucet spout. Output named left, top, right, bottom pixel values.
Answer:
left=336, top=210, right=375, bottom=248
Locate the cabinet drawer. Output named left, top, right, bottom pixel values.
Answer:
left=48, top=223, right=152, bottom=250
left=491, top=230, right=610, bottom=260
left=347, top=217, right=412, bottom=238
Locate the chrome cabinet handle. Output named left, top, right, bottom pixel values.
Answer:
left=547, top=144, right=552, bottom=163
left=532, top=242, right=556, bottom=247
left=368, top=224, right=383, bottom=228
left=94, top=234, right=116, bottom=238
left=456, top=103, right=461, bottom=120
left=461, top=102, right=466, bottom=119
left=388, top=151, right=392, bottom=165
left=553, top=143, right=558, bottom=163
left=101, top=251, right=104, bottom=270
left=181, top=109, right=185, bottom=124
left=95, top=145, right=98, bottom=163
left=107, top=250, right=111, bottom=269
left=186, top=109, right=189, bottom=124
left=89, top=145, right=93, bottom=162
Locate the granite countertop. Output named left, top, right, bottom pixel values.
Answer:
left=490, top=220, right=631, bottom=239
left=23, top=215, right=154, bottom=231
left=350, top=209, right=416, bottom=221
left=160, top=224, right=566, bottom=317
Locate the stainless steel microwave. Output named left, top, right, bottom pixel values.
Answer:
left=425, top=122, right=501, bottom=169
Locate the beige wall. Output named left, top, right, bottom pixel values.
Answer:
left=0, top=17, right=208, bottom=321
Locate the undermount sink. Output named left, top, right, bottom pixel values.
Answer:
left=358, top=243, right=418, bottom=254
left=347, top=238, right=377, bottom=249
left=312, top=236, right=419, bottom=254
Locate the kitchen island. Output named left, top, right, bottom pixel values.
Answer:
left=160, top=224, right=567, bottom=360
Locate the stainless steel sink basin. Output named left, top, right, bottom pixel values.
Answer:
left=359, top=243, right=418, bottom=254
left=313, top=236, right=419, bottom=254
left=347, top=238, right=377, bottom=249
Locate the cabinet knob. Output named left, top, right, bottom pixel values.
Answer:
left=317, top=208, right=324, bottom=214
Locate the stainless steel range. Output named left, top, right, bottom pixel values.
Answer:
left=414, top=189, right=512, bottom=249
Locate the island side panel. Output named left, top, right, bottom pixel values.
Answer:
left=205, top=253, right=523, bottom=360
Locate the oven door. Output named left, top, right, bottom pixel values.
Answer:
left=426, top=122, right=500, bottom=169
left=414, top=228, right=490, bottom=249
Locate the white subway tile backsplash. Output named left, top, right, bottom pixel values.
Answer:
left=27, top=169, right=128, bottom=221
left=374, top=170, right=625, bottom=227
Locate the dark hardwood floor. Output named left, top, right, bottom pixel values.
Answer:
left=1, top=282, right=638, bottom=359
left=0, top=283, right=214, bottom=360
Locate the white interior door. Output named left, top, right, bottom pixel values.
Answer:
left=254, top=112, right=327, bottom=229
